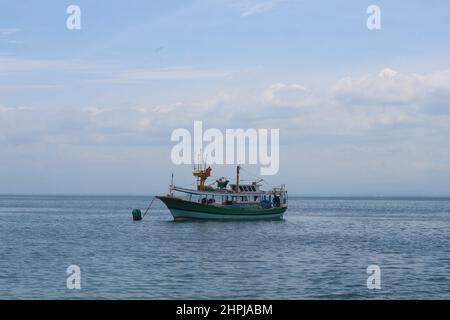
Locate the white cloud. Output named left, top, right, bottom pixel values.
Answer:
left=2, top=67, right=450, bottom=195
left=233, top=0, right=282, bottom=17
left=0, top=28, right=21, bottom=36
left=138, top=102, right=184, bottom=114
left=0, top=105, right=13, bottom=113
left=0, top=57, right=230, bottom=87
left=2, top=68, right=450, bottom=149
left=263, top=82, right=310, bottom=106
left=0, top=104, right=33, bottom=113
left=251, top=69, right=450, bottom=141
left=89, top=66, right=230, bottom=83
left=83, top=106, right=112, bottom=117
left=378, top=68, right=398, bottom=78
left=0, top=57, right=78, bottom=73
left=0, top=84, right=63, bottom=89
left=0, top=57, right=127, bottom=76
left=332, top=68, right=450, bottom=106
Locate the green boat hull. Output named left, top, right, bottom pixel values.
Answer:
left=157, top=196, right=287, bottom=221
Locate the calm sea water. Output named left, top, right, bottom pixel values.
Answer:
left=0, top=195, right=449, bottom=299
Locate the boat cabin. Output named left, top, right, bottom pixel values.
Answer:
left=169, top=165, right=288, bottom=209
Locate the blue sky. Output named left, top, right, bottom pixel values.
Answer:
left=1, top=0, right=450, bottom=195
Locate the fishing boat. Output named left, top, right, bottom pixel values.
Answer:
left=156, top=165, right=288, bottom=221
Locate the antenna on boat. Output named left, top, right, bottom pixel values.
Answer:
left=170, top=172, right=174, bottom=196
left=240, top=166, right=275, bottom=190
left=196, top=150, right=203, bottom=170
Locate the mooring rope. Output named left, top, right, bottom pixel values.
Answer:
left=142, top=197, right=156, bottom=219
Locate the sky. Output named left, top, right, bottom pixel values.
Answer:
left=1, top=0, right=450, bottom=196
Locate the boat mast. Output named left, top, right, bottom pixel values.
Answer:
left=170, top=173, right=174, bottom=196
left=236, top=165, right=240, bottom=193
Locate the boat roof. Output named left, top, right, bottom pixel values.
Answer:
left=172, top=185, right=280, bottom=196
